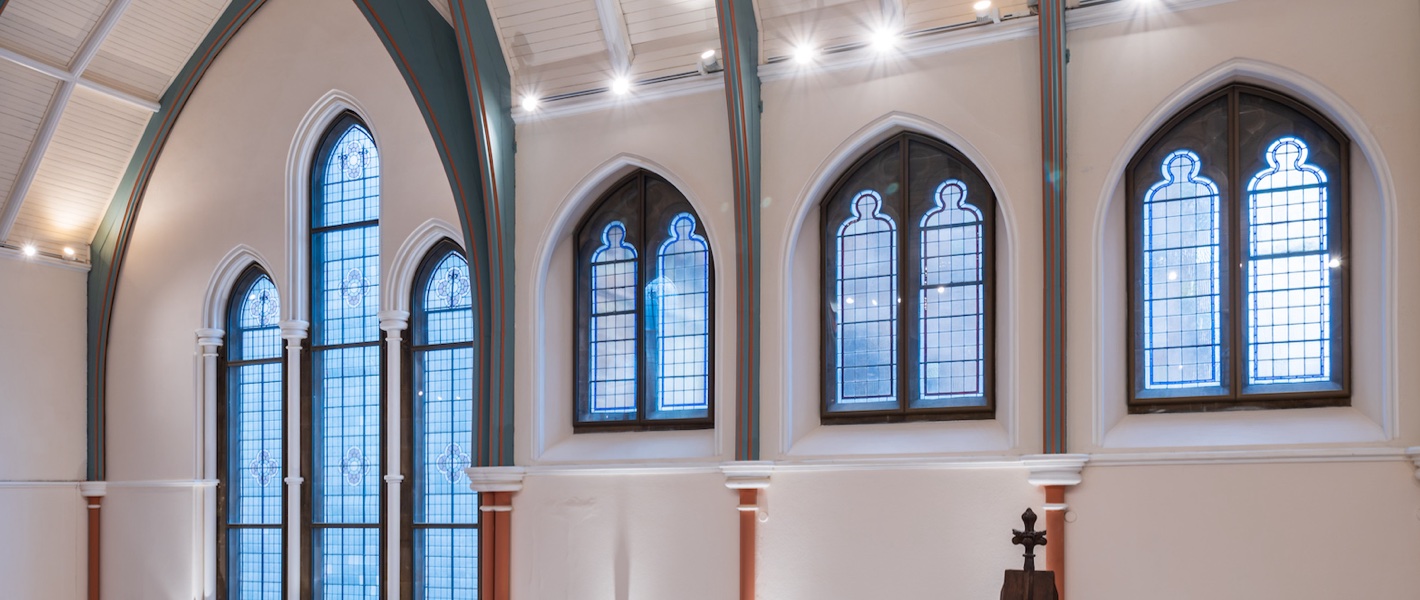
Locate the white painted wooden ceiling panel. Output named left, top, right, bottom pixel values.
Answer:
left=12, top=87, right=149, bottom=259
left=759, top=0, right=878, bottom=60
left=0, top=0, right=110, bottom=67
left=0, top=61, right=60, bottom=225
left=84, top=0, right=231, bottom=102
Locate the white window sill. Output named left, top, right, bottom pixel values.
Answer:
left=534, top=428, right=720, bottom=464
left=1100, top=406, right=1387, bottom=450
left=784, top=418, right=1013, bottom=459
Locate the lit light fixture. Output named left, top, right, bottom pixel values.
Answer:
left=21, top=244, right=37, bottom=257
left=520, top=95, right=540, bottom=111
left=1329, top=257, right=1342, bottom=268
left=63, top=247, right=75, bottom=258
left=974, top=0, right=1000, bottom=23
left=610, top=76, right=632, bottom=96
left=792, top=44, right=817, bottom=65
left=870, top=27, right=900, bottom=53
left=697, top=49, right=723, bottom=75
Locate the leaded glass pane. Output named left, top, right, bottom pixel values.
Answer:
left=834, top=191, right=898, bottom=405
left=918, top=180, right=985, bottom=404
left=235, top=277, right=282, bottom=361
left=421, top=253, right=473, bottom=345
left=415, top=344, right=477, bottom=525
left=1141, top=150, right=1223, bottom=389
left=415, top=529, right=480, bottom=600
left=1246, top=137, right=1332, bottom=384
left=649, top=213, right=710, bottom=413
left=229, top=361, right=283, bottom=524
left=314, top=225, right=381, bottom=346
left=313, top=346, right=381, bottom=524
left=589, top=221, right=639, bottom=414
left=229, top=528, right=283, bottom=600
left=315, top=126, right=380, bottom=229
left=313, top=528, right=381, bottom=599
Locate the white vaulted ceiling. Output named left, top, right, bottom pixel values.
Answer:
left=0, top=0, right=1049, bottom=263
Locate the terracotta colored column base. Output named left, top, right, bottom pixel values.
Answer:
left=1044, top=485, right=1066, bottom=599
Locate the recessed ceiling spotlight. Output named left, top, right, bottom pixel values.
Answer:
left=697, top=49, right=723, bottom=74
left=610, top=76, right=632, bottom=96
left=521, top=95, right=540, bottom=111
left=792, top=44, right=816, bottom=65
left=973, top=0, right=999, bottom=22
left=21, top=244, right=36, bottom=257
left=701, top=49, right=717, bottom=61
left=63, top=246, right=75, bottom=257
left=871, top=27, right=900, bottom=53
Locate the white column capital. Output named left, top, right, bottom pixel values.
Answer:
left=195, top=328, right=225, bottom=347
left=721, top=461, right=774, bottom=490
left=378, top=310, right=410, bottom=332
left=279, top=319, right=310, bottom=340
left=466, top=466, right=526, bottom=493
left=1407, top=447, right=1420, bottom=481
left=79, top=481, right=107, bottom=498
left=1021, top=454, right=1089, bottom=487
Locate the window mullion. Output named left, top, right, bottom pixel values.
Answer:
left=898, top=137, right=911, bottom=415
left=1228, top=88, right=1244, bottom=401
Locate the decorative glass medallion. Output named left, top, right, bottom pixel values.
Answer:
left=435, top=442, right=471, bottom=484
left=248, top=449, right=279, bottom=487
left=436, top=264, right=469, bottom=308
left=342, top=268, right=368, bottom=307
left=341, top=446, right=368, bottom=486
left=339, top=138, right=368, bottom=179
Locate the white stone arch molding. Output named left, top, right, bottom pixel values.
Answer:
left=285, top=89, right=381, bottom=322
left=386, top=218, right=466, bottom=315
left=1089, top=58, right=1399, bottom=444
left=528, top=153, right=729, bottom=458
left=202, top=243, right=282, bottom=332
left=778, top=111, right=1022, bottom=455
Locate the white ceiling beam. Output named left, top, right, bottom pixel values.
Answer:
left=593, top=0, right=635, bottom=75
left=0, top=45, right=159, bottom=113
left=0, top=0, right=136, bottom=244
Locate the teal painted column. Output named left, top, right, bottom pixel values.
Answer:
left=714, top=0, right=762, bottom=461
left=446, top=0, right=516, bottom=468
left=86, top=0, right=272, bottom=481
left=1038, top=0, right=1067, bottom=454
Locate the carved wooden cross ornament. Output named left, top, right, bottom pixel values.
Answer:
left=1011, top=508, right=1047, bottom=572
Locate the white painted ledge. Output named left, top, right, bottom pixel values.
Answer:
left=1022, top=454, right=1089, bottom=486
left=785, top=418, right=1013, bottom=459
left=721, top=461, right=774, bottom=490
left=534, top=428, right=720, bottom=465
left=1100, top=407, right=1387, bottom=450
left=465, top=466, right=526, bottom=493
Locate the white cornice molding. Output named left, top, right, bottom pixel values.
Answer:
left=202, top=244, right=279, bottom=330
left=514, top=75, right=724, bottom=125
left=0, top=246, right=89, bottom=272
left=1065, top=0, right=1240, bottom=31
left=465, top=466, right=526, bottom=493
left=1022, top=454, right=1090, bottom=486
left=1092, top=447, right=1411, bottom=468
left=384, top=218, right=463, bottom=313
left=721, top=461, right=774, bottom=490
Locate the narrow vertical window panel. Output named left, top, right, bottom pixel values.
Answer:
left=833, top=190, right=899, bottom=408
left=1141, top=150, right=1223, bottom=390
left=222, top=270, right=284, bottom=600
left=649, top=213, right=711, bottom=417
left=588, top=222, right=639, bottom=415
left=918, top=180, right=986, bottom=406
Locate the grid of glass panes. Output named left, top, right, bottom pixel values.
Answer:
left=1141, top=150, right=1223, bottom=389
left=834, top=191, right=898, bottom=405
left=588, top=222, right=639, bottom=414
left=311, top=122, right=382, bottom=600
left=1246, top=137, right=1331, bottom=384
left=918, top=181, right=985, bottom=404
left=650, top=213, right=710, bottom=412
left=226, top=274, right=283, bottom=600
left=413, top=251, right=479, bottom=600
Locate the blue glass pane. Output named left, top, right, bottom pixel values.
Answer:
left=313, top=528, right=381, bottom=599
left=422, top=253, right=474, bottom=346
left=918, top=180, right=985, bottom=406
left=415, top=529, right=479, bottom=600
left=316, top=126, right=380, bottom=229
left=236, top=277, right=282, bottom=361
left=648, top=213, right=710, bottom=413
left=314, top=225, right=381, bottom=346
left=229, top=528, right=283, bottom=600
left=414, top=346, right=478, bottom=525
left=834, top=191, right=898, bottom=406
left=589, top=221, right=638, bottom=413
left=230, top=362, right=283, bottom=524
left=1246, top=137, right=1332, bottom=384
left=1141, top=150, right=1223, bottom=390
left=313, top=346, right=381, bottom=524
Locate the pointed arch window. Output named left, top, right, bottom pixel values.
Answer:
left=1127, top=84, right=1349, bottom=411
left=306, top=114, right=384, bottom=598
left=574, top=170, right=714, bottom=430
left=821, top=133, right=996, bottom=423
left=405, top=242, right=479, bottom=599
left=218, top=267, right=284, bottom=599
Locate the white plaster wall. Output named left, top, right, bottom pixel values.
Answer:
left=0, top=485, right=87, bottom=600
left=101, top=0, right=459, bottom=596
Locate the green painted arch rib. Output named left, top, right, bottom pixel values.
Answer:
left=714, top=0, right=762, bottom=461
left=85, top=0, right=511, bottom=479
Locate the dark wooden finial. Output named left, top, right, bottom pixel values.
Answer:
left=1011, top=508, right=1047, bottom=572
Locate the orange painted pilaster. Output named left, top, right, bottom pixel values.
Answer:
left=81, top=483, right=106, bottom=600
left=479, top=492, right=513, bottom=600
left=738, top=488, right=758, bottom=600
left=1044, top=485, right=1066, bottom=598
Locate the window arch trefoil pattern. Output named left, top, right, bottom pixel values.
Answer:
left=1127, top=84, right=1349, bottom=411
left=821, top=133, right=997, bottom=423
left=575, top=170, right=714, bottom=429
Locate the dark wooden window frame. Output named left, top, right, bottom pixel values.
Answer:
left=400, top=239, right=480, bottom=600
left=1125, top=83, right=1351, bottom=413
left=301, top=112, right=388, bottom=597
left=217, top=265, right=288, bottom=600
left=572, top=169, right=716, bottom=432
left=819, top=132, right=998, bottom=425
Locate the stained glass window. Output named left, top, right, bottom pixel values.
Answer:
left=822, top=134, right=996, bottom=421
left=223, top=269, right=284, bottom=600
left=410, top=244, right=478, bottom=599
left=574, top=171, right=714, bottom=428
left=309, top=115, right=382, bottom=599
left=1127, top=84, right=1348, bottom=410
